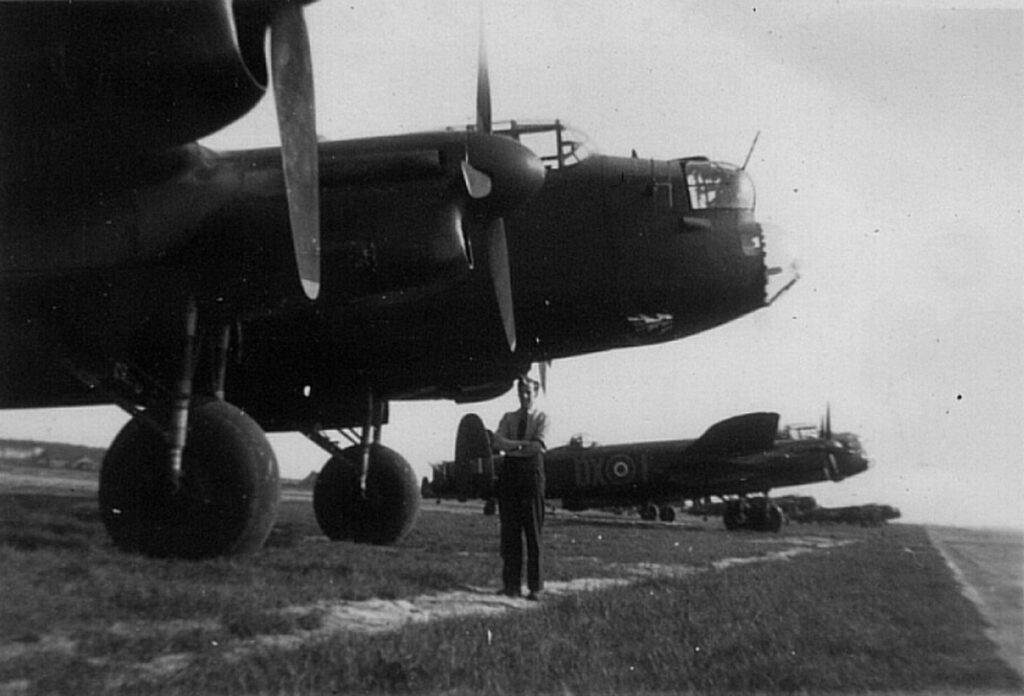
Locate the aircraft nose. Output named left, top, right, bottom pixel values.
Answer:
left=842, top=451, right=870, bottom=478
left=761, top=222, right=800, bottom=305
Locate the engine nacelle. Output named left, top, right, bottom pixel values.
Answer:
left=0, top=0, right=273, bottom=169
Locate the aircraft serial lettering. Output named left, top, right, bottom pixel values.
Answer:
left=573, top=453, right=648, bottom=488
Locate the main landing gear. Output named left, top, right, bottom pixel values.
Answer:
left=100, top=397, right=280, bottom=558
left=307, top=422, right=420, bottom=545
left=80, top=300, right=282, bottom=559
left=639, top=503, right=676, bottom=522
left=723, top=496, right=783, bottom=533
left=75, top=298, right=419, bottom=558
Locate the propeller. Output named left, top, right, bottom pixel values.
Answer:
left=270, top=1, right=320, bottom=300
left=484, top=218, right=516, bottom=351
left=472, top=13, right=517, bottom=352
left=538, top=360, right=551, bottom=393
left=476, top=12, right=492, bottom=135
left=819, top=404, right=842, bottom=480
left=460, top=160, right=493, bottom=199
left=815, top=399, right=831, bottom=438
left=825, top=453, right=841, bottom=481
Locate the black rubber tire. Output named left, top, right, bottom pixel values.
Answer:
left=658, top=505, right=676, bottom=523
left=640, top=503, right=658, bottom=521
left=99, top=398, right=280, bottom=559
left=764, top=502, right=784, bottom=533
left=723, top=501, right=743, bottom=531
left=313, top=444, right=420, bottom=545
left=483, top=499, right=497, bottom=516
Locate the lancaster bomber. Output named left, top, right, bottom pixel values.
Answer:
left=0, top=1, right=797, bottom=557
left=432, top=410, right=868, bottom=532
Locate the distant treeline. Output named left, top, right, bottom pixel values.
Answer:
left=0, top=439, right=107, bottom=472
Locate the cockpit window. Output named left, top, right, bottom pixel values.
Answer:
left=493, top=120, right=596, bottom=169
left=685, top=160, right=755, bottom=210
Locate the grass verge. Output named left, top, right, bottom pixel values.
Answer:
left=1, top=488, right=1020, bottom=694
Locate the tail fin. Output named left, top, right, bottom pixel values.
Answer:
left=455, top=414, right=492, bottom=463
left=453, top=414, right=497, bottom=499
left=682, top=412, right=779, bottom=461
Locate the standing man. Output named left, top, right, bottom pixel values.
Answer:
left=490, top=375, right=548, bottom=600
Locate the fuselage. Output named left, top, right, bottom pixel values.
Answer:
left=0, top=127, right=781, bottom=432
left=431, top=428, right=869, bottom=512
left=543, top=433, right=868, bottom=510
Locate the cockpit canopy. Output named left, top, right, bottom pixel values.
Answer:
left=491, top=120, right=596, bottom=170
left=684, top=159, right=755, bottom=211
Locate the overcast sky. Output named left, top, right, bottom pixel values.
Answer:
left=2, top=1, right=1020, bottom=529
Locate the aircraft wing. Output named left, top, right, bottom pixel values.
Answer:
left=661, top=412, right=781, bottom=495
left=0, top=1, right=277, bottom=170
left=679, top=412, right=779, bottom=462
left=0, top=0, right=322, bottom=295
left=669, top=411, right=867, bottom=497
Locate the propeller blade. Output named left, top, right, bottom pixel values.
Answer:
left=824, top=403, right=832, bottom=440
left=538, top=361, right=550, bottom=393
left=443, top=202, right=473, bottom=270
left=485, top=218, right=516, bottom=351
left=476, top=12, right=492, bottom=134
left=825, top=453, right=839, bottom=481
left=271, top=3, right=320, bottom=300
left=460, top=159, right=493, bottom=199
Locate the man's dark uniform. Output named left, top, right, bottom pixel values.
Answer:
left=494, top=393, right=548, bottom=598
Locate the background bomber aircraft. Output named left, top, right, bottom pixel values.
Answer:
left=432, top=409, right=868, bottom=532
left=0, top=0, right=797, bottom=558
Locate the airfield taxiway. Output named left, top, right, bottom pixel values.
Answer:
left=927, top=525, right=1024, bottom=678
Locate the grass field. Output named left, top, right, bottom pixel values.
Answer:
left=1, top=473, right=1021, bottom=695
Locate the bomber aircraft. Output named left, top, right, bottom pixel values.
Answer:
left=0, top=1, right=797, bottom=558
left=432, top=410, right=868, bottom=532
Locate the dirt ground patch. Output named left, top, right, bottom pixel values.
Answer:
left=4, top=534, right=853, bottom=693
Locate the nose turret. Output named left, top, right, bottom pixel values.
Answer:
left=840, top=447, right=870, bottom=479
left=826, top=438, right=870, bottom=481
left=679, top=159, right=799, bottom=308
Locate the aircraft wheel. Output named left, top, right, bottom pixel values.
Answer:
left=723, top=507, right=737, bottom=530
left=99, top=398, right=280, bottom=559
left=764, top=502, right=783, bottom=533
left=640, top=503, right=658, bottom=521
left=723, top=500, right=746, bottom=531
left=313, top=444, right=420, bottom=544
left=658, top=505, right=676, bottom=523
left=483, top=499, right=497, bottom=516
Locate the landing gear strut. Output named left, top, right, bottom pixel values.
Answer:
left=88, top=299, right=281, bottom=559
left=100, top=397, right=280, bottom=558
left=723, top=496, right=783, bottom=533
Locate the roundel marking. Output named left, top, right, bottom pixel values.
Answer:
left=605, top=455, right=635, bottom=485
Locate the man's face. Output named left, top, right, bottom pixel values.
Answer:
left=517, top=382, right=536, bottom=410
